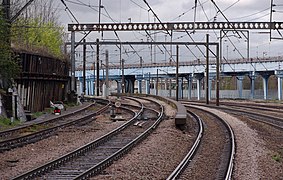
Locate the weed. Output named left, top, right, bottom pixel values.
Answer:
left=32, top=111, right=44, bottom=119
left=0, top=117, right=21, bottom=130
left=272, top=154, right=282, bottom=162
left=272, top=148, right=283, bottom=162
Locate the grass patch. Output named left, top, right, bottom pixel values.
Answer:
left=32, top=111, right=44, bottom=119
left=22, top=124, right=49, bottom=134
left=65, top=102, right=77, bottom=108
left=272, top=148, right=283, bottom=163
left=0, top=117, right=22, bottom=130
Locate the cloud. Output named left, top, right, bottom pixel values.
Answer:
left=59, top=0, right=283, bottom=61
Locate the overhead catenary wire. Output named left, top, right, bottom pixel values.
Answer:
left=230, top=7, right=270, bottom=20
left=142, top=0, right=175, bottom=63
left=142, top=0, right=171, bottom=37
left=211, top=0, right=246, bottom=59
left=60, top=0, right=79, bottom=24
left=130, top=0, right=147, bottom=11
left=64, top=0, right=116, bottom=22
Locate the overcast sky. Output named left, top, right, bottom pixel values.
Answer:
left=55, top=0, right=283, bottom=65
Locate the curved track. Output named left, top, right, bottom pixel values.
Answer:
left=170, top=105, right=235, bottom=180
left=167, top=110, right=203, bottom=180
left=12, top=96, right=164, bottom=180
left=182, top=101, right=283, bottom=130
left=0, top=99, right=110, bottom=152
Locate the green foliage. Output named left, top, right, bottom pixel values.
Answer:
left=11, top=18, right=65, bottom=58
left=0, top=117, right=21, bottom=130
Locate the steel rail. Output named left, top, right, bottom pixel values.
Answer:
left=166, top=110, right=203, bottom=180
left=184, top=105, right=235, bottom=180
left=74, top=97, right=164, bottom=179
left=0, top=99, right=111, bottom=152
left=0, top=101, right=97, bottom=138
left=12, top=100, right=144, bottom=180
left=183, top=102, right=283, bottom=130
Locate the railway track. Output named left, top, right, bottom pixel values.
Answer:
left=12, top=96, right=164, bottom=179
left=167, top=110, right=204, bottom=180
left=0, top=98, right=110, bottom=152
left=181, top=101, right=283, bottom=130
left=169, top=105, right=235, bottom=179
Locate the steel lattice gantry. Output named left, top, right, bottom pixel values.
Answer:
left=68, top=21, right=283, bottom=105
left=68, top=22, right=283, bottom=31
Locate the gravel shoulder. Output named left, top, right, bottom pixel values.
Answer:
left=1, top=99, right=281, bottom=179
left=198, top=106, right=283, bottom=180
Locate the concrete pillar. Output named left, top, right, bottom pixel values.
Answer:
left=237, top=76, right=244, bottom=99
left=249, top=72, right=256, bottom=99
left=79, top=80, right=83, bottom=95
left=155, top=79, right=158, bottom=96
left=209, top=78, right=212, bottom=100
left=186, top=75, right=192, bottom=100
left=169, top=79, right=172, bottom=97
left=91, top=80, right=95, bottom=95
left=178, top=78, right=182, bottom=99
left=87, top=80, right=90, bottom=95
left=138, top=80, right=142, bottom=94
left=146, top=79, right=150, bottom=94
left=275, top=70, right=283, bottom=100
left=117, top=80, right=122, bottom=94
left=197, top=79, right=201, bottom=100
left=194, top=74, right=204, bottom=101
left=128, top=80, right=134, bottom=93
left=278, top=77, right=282, bottom=100
left=164, top=78, right=168, bottom=97
left=164, top=79, right=168, bottom=91
left=208, top=73, right=216, bottom=100
left=261, top=75, right=270, bottom=100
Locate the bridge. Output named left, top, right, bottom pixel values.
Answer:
left=69, top=21, right=283, bottom=103
left=75, top=56, right=283, bottom=101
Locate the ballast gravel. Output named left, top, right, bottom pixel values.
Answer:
left=0, top=100, right=282, bottom=179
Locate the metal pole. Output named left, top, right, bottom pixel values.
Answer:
left=122, top=59, right=125, bottom=93
left=96, top=39, right=100, bottom=96
left=71, top=31, right=76, bottom=92
left=98, top=0, right=102, bottom=26
left=220, top=30, right=222, bottom=72
left=176, top=45, right=179, bottom=101
left=247, top=31, right=250, bottom=61
left=156, top=69, right=158, bottom=96
left=206, top=34, right=209, bottom=104
left=105, top=50, right=109, bottom=98
left=83, top=39, right=86, bottom=94
left=270, top=0, right=274, bottom=41
left=216, top=44, right=220, bottom=106
left=93, top=61, right=95, bottom=95
left=140, top=56, right=143, bottom=74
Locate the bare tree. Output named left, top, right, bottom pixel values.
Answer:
left=10, top=0, right=59, bottom=24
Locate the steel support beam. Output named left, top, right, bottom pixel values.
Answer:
left=68, top=22, right=283, bottom=32
left=65, top=41, right=218, bottom=46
